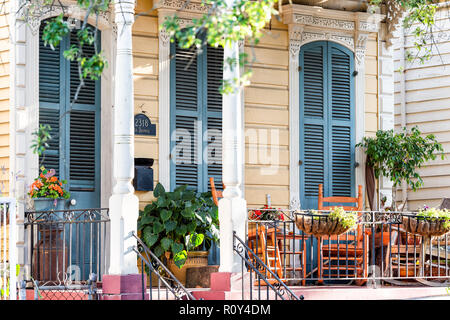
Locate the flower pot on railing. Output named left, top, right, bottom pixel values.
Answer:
left=294, top=213, right=353, bottom=237
left=401, top=214, right=450, bottom=238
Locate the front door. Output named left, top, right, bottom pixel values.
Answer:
left=38, top=22, right=101, bottom=281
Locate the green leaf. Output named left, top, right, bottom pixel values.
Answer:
left=161, top=237, right=173, bottom=251
left=164, top=220, right=177, bottom=232
left=153, top=221, right=164, bottom=234
left=176, top=225, right=188, bottom=236
left=160, top=209, right=172, bottom=222
left=173, top=250, right=187, bottom=269
left=171, top=242, right=184, bottom=255
left=153, top=183, right=166, bottom=198
left=154, top=245, right=165, bottom=259
left=143, top=232, right=158, bottom=248
left=181, top=207, right=194, bottom=218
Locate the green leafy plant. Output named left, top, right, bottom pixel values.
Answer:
left=357, top=126, right=444, bottom=192
left=311, top=207, right=358, bottom=230
left=30, top=124, right=52, bottom=157
left=417, top=206, right=450, bottom=229
left=138, top=183, right=219, bottom=269
left=248, top=204, right=285, bottom=221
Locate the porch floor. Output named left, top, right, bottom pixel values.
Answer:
left=190, top=285, right=450, bottom=300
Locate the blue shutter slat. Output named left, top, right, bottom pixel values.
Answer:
left=331, top=47, right=351, bottom=121
left=175, top=45, right=198, bottom=112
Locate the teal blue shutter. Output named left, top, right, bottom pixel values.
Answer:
left=300, top=41, right=355, bottom=209
left=205, top=46, right=223, bottom=192
left=171, top=43, right=223, bottom=192
left=39, top=26, right=63, bottom=177
left=300, top=42, right=327, bottom=209
left=171, top=44, right=200, bottom=190
left=68, top=30, right=100, bottom=192
left=329, top=44, right=355, bottom=197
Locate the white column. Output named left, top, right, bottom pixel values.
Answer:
left=108, top=0, right=139, bottom=275
left=219, top=0, right=247, bottom=273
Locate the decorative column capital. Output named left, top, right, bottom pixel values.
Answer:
left=159, top=27, right=171, bottom=47
left=289, top=25, right=303, bottom=60
left=355, top=32, right=369, bottom=66
left=114, top=0, right=135, bottom=25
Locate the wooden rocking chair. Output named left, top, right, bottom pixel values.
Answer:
left=317, top=184, right=368, bottom=285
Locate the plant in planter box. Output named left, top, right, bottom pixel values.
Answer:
left=295, top=207, right=358, bottom=237
left=138, top=183, right=219, bottom=270
left=28, top=166, right=70, bottom=211
left=403, top=206, right=450, bottom=237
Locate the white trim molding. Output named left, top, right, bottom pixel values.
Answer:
left=283, top=4, right=384, bottom=209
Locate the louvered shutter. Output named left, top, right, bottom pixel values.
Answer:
left=329, top=45, right=354, bottom=197
left=300, top=42, right=327, bottom=209
left=39, top=25, right=62, bottom=176
left=172, top=44, right=200, bottom=190
left=171, top=42, right=224, bottom=192
left=68, top=30, right=99, bottom=192
left=300, top=42, right=354, bottom=209
left=205, top=46, right=223, bottom=192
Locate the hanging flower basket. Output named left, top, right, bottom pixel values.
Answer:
left=295, top=208, right=358, bottom=237
left=401, top=214, right=450, bottom=238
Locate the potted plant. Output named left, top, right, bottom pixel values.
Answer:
left=402, top=207, right=450, bottom=238
left=28, top=166, right=70, bottom=211
left=295, top=207, right=358, bottom=237
left=138, top=183, right=219, bottom=286
left=357, top=127, right=444, bottom=246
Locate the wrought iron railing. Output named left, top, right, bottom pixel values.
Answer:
left=132, top=231, right=196, bottom=300
left=24, top=208, right=109, bottom=287
left=233, top=231, right=303, bottom=300
left=246, top=209, right=450, bottom=287
left=0, top=198, right=17, bottom=300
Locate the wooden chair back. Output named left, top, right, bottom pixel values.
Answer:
left=210, top=177, right=224, bottom=206
left=318, top=183, right=364, bottom=242
left=318, top=184, right=363, bottom=211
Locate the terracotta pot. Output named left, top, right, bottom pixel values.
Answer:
left=167, top=251, right=209, bottom=286
left=295, top=214, right=353, bottom=237
left=402, top=215, right=450, bottom=238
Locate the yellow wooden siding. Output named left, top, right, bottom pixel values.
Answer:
left=365, top=35, right=379, bottom=138
left=133, top=0, right=159, bottom=209
left=394, top=7, right=450, bottom=210
left=0, top=1, right=9, bottom=196
left=244, top=21, right=290, bottom=208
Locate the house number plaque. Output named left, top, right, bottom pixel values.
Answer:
left=134, top=113, right=156, bottom=136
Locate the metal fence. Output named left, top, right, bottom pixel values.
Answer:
left=234, top=231, right=304, bottom=300
left=0, top=198, right=17, bottom=300
left=132, top=232, right=196, bottom=300
left=246, top=209, right=450, bottom=286
left=24, top=208, right=109, bottom=297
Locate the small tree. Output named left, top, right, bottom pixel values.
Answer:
left=357, top=126, right=444, bottom=209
